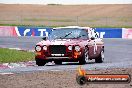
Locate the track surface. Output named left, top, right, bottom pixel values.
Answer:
left=0, top=37, right=132, bottom=73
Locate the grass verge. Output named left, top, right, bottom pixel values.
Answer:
left=0, top=48, right=35, bottom=63
left=0, top=23, right=132, bottom=28
left=24, top=18, right=75, bottom=22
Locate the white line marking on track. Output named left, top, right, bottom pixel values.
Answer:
left=0, top=72, right=14, bottom=75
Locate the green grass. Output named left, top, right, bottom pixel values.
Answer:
left=90, top=25, right=132, bottom=28
left=0, top=23, right=132, bottom=28
left=0, top=23, right=62, bottom=27
left=0, top=23, right=32, bottom=27
left=24, top=18, right=75, bottom=22
left=0, top=48, right=35, bottom=63
left=118, top=17, right=132, bottom=22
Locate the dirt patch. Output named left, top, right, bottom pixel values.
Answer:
left=0, top=4, right=131, bottom=17
left=0, top=68, right=132, bottom=88
left=0, top=4, right=132, bottom=26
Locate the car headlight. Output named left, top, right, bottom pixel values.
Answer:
left=75, top=46, right=81, bottom=51
left=68, top=45, right=72, bottom=50
left=35, top=46, right=42, bottom=52
left=43, top=46, right=47, bottom=50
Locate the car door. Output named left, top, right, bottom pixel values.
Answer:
left=87, top=29, right=99, bottom=58
left=88, top=39, right=98, bottom=58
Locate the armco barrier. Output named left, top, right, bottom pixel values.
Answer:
left=122, top=28, right=132, bottom=39
left=0, top=26, right=132, bottom=39
left=94, top=28, right=122, bottom=38
left=0, top=26, right=17, bottom=36
left=14, top=27, right=123, bottom=38
left=15, top=26, right=52, bottom=37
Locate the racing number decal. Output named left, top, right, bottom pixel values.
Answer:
left=89, top=40, right=97, bottom=55
left=93, top=40, right=97, bottom=54
left=88, top=40, right=98, bottom=57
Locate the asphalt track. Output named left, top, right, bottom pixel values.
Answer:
left=0, top=37, right=132, bottom=73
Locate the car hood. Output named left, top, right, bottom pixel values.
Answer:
left=37, top=39, right=87, bottom=46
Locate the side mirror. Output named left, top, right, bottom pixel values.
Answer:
left=42, top=36, right=48, bottom=41
left=90, top=37, right=95, bottom=40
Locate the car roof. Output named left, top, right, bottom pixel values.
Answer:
left=53, top=26, right=96, bottom=35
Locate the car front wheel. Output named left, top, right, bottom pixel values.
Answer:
left=36, top=59, right=46, bottom=66
left=95, top=50, right=104, bottom=63
left=79, top=47, right=89, bottom=65
left=54, top=61, right=62, bottom=65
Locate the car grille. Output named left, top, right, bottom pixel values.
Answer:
left=49, top=45, right=66, bottom=54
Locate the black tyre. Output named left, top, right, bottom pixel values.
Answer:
left=95, top=49, right=104, bottom=63
left=79, top=47, right=89, bottom=65
left=76, top=75, right=87, bottom=85
left=54, top=61, right=62, bottom=65
left=36, top=59, right=46, bottom=66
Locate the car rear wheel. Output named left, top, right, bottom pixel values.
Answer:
left=54, top=61, right=62, bottom=65
left=95, top=50, right=104, bottom=63
left=36, top=59, right=46, bottom=66
left=79, top=47, right=89, bottom=65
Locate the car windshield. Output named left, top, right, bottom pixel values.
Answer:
left=49, top=28, right=88, bottom=40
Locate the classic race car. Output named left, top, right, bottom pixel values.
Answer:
left=35, top=26, right=104, bottom=66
